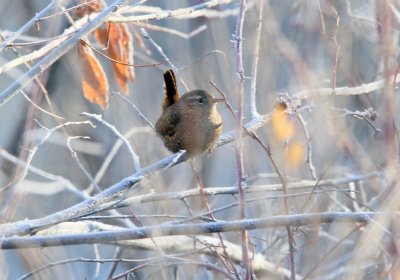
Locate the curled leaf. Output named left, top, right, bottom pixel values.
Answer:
left=107, top=23, right=135, bottom=94
left=94, top=23, right=135, bottom=94
left=78, top=42, right=109, bottom=108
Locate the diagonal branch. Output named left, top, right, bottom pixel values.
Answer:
left=0, top=0, right=130, bottom=107
left=0, top=0, right=62, bottom=52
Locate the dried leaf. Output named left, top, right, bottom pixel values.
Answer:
left=106, top=23, right=135, bottom=94
left=78, top=42, right=109, bottom=108
left=94, top=24, right=109, bottom=47
left=271, top=109, right=295, bottom=141
left=73, top=0, right=103, bottom=18
left=286, top=141, right=305, bottom=167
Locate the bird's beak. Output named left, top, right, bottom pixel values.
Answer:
left=212, top=98, right=225, bottom=103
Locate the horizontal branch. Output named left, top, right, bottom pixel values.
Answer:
left=120, top=172, right=380, bottom=205
left=294, top=74, right=400, bottom=99
left=108, top=0, right=234, bottom=22
left=0, top=212, right=376, bottom=249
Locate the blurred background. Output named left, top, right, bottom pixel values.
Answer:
left=0, top=0, right=399, bottom=279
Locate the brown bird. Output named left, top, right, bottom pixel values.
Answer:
left=155, top=69, right=223, bottom=156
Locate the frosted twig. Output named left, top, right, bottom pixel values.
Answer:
left=249, top=0, right=264, bottom=118
left=133, top=22, right=207, bottom=39
left=21, top=90, right=65, bottom=120
left=80, top=112, right=141, bottom=172
left=140, top=28, right=189, bottom=90
left=67, top=136, right=100, bottom=192
left=86, top=126, right=151, bottom=193
left=109, top=0, right=234, bottom=22
left=114, top=92, right=154, bottom=129
left=297, top=113, right=317, bottom=179
left=294, top=75, right=400, bottom=99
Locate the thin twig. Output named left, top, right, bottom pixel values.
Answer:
left=38, top=0, right=98, bottom=21
left=140, top=28, right=189, bottom=91
left=80, top=39, right=169, bottom=68
left=67, top=136, right=101, bottom=192
left=20, top=90, right=65, bottom=120
left=114, top=92, right=155, bottom=129
left=331, top=7, right=341, bottom=93
left=80, top=112, right=141, bottom=172
left=85, top=126, right=152, bottom=194
left=249, top=0, right=264, bottom=118
left=297, top=113, right=317, bottom=179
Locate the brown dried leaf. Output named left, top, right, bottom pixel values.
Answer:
left=78, top=42, right=109, bottom=108
left=73, top=0, right=103, bottom=18
left=94, top=24, right=109, bottom=47
left=106, top=23, right=135, bottom=94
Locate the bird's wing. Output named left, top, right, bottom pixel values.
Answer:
left=155, top=109, right=181, bottom=137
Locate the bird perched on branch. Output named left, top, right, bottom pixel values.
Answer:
left=155, top=69, right=223, bottom=157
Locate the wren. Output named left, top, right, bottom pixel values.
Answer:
left=155, top=69, right=223, bottom=157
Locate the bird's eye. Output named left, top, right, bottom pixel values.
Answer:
left=197, top=97, right=204, bottom=103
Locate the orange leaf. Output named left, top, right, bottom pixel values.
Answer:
left=73, top=0, right=103, bottom=18
left=271, top=110, right=295, bottom=141
left=286, top=141, right=305, bottom=167
left=106, top=23, right=135, bottom=94
left=94, top=24, right=108, bottom=46
left=78, top=42, right=109, bottom=108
